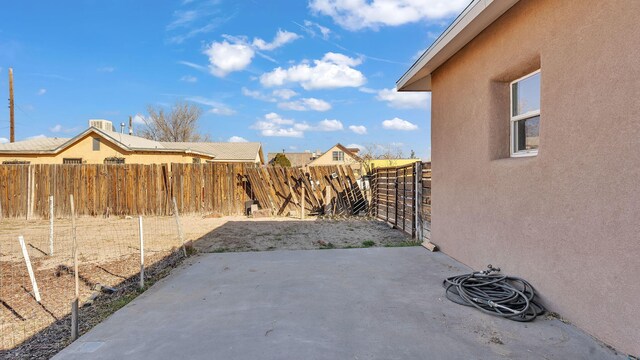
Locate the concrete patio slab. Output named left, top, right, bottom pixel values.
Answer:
left=54, top=247, right=622, bottom=360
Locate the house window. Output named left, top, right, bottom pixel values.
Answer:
left=92, top=138, right=100, bottom=151
left=192, top=158, right=201, bottom=164
left=104, top=157, right=125, bottom=165
left=63, top=158, right=83, bottom=164
left=332, top=151, right=344, bottom=161
left=510, top=70, right=540, bottom=157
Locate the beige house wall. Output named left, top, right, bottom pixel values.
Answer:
left=309, top=145, right=361, bottom=172
left=0, top=134, right=211, bottom=164
left=429, top=0, right=639, bottom=354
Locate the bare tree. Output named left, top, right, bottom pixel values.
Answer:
left=359, top=143, right=405, bottom=174
left=138, top=101, right=209, bottom=142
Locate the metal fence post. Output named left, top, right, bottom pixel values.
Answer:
left=173, top=197, right=187, bottom=257
left=139, top=216, right=144, bottom=289
left=49, top=195, right=54, bottom=256
left=70, top=194, right=79, bottom=341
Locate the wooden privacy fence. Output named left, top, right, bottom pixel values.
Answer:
left=0, top=163, right=367, bottom=219
left=371, top=162, right=431, bottom=241
left=245, top=165, right=367, bottom=216
left=0, top=163, right=250, bottom=218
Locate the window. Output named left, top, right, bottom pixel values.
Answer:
left=63, top=158, right=83, bottom=164
left=92, top=138, right=100, bottom=151
left=510, top=70, right=540, bottom=157
left=192, top=158, right=201, bottom=164
left=104, top=157, right=125, bottom=165
left=332, top=151, right=344, bottom=161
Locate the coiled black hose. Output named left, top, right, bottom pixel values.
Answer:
left=443, top=265, right=546, bottom=322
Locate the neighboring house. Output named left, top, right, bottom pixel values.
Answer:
left=307, top=144, right=362, bottom=176
left=267, top=151, right=319, bottom=167
left=397, top=0, right=639, bottom=355
left=0, top=120, right=264, bottom=165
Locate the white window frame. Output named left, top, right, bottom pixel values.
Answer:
left=510, top=69, right=540, bottom=157
left=332, top=151, right=344, bottom=162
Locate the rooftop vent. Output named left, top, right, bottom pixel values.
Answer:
left=89, top=119, right=114, bottom=132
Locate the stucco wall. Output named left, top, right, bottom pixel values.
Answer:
left=0, top=134, right=211, bottom=164
left=310, top=145, right=359, bottom=167
left=430, top=0, right=639, bottom=354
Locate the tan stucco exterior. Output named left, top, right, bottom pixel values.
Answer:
left=0, top=133, right=211, bottom=164
left=425, top=0, right=639, bottom=354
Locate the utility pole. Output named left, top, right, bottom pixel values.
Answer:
left=9, top=68, right=15, bottom=143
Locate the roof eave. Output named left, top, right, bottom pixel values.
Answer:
left=397, top=0, right=520, bottom=92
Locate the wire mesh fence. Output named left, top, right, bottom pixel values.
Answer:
left=0, top=196, right=187, bottom=354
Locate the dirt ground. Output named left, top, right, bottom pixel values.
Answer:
left=0, top=214, right=415, bottom=357
left=187, top=216, right=416, bottom=252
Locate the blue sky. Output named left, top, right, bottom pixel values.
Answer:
left=0, top=0, right=470, bottom=159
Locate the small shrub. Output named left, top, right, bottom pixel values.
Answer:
left=362, top=240, right=375, bottom=247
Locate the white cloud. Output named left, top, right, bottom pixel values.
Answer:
left=358, top=87, right=377, bottom=94
left=251, top=113, right=304, bottom=137
left=0, top=137, right=8, bottom=144
left=132, top=114, right=147, bottom=125
left=242, top=88, right=276, bottom=102
left=322, top=52, right=362, bottom=67
left=204, top=40, right=255, bottom=77
left=376, top=87, right=430, bottom=109
left=97, top=66, right=115, bottom=73
left=382, top=117, right=418, bottom=131
left=260, top=52, right=366, bottom=90
left=265, top=112, right=295, bottom=125
left=180, top=75, right=198, bottom=83
left=26, top=134, right=47, bottom=140
left=167, top=10, right=199, bottom=30
left=252, top=30, right=301, bottom=51
left=316, top=119, right=343, bottom=131
left=278, top=98, right=331, bottom=112
left=179, top=61, right=208, bottom=72
left=37, top=88, right=47, bottom=96
left=309, top=0, right=469, bottom=30
left=186, top=96, right=236, bottom=116
left=228, top=136, right=248, bottom=143
left=242, top=88, right=300, bottom=102
left=251, top=113, right=343, bottom=137
left=303, top=20, right=332, bottom=40
left=272, top=89, right=298, bottom=100
left=201, top=30, right=300, bottom=77
left=49, top=124, right=79, bottom=133
left=50, top=124, right=62, bottom=133
left=349, top=125, right=367, bottom=134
